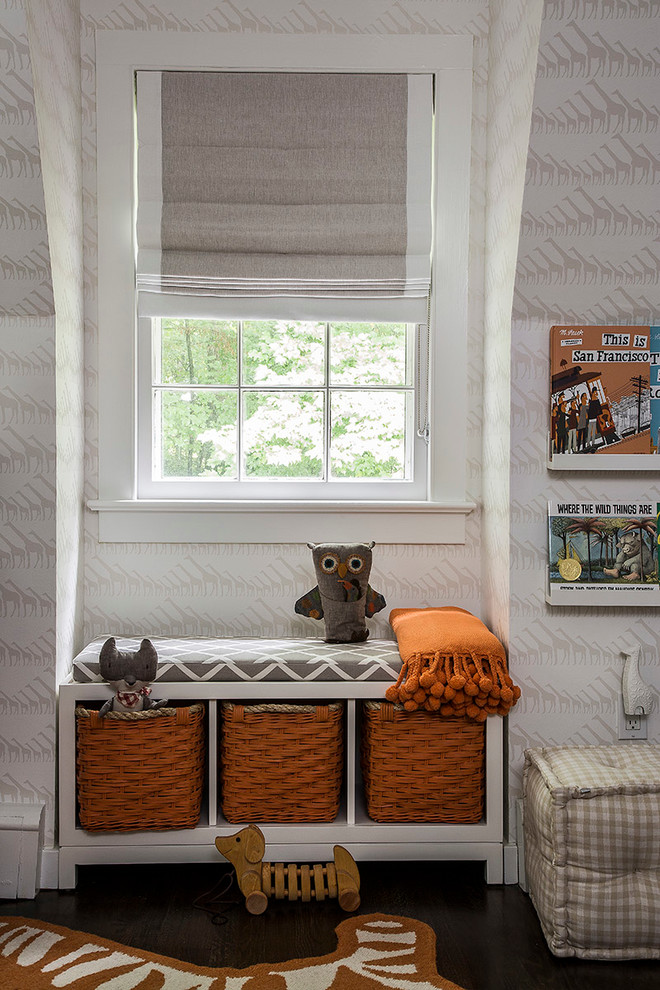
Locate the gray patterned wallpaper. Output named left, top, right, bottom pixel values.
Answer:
left=0, top=2, right=56, bottom=842
left=79, top=1, right=491, bottom=649
left=509, top=0, right=659, bottom=816
left=1, top=0, right=659, bottom=865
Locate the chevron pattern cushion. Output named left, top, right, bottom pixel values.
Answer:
left=71, top=637, right=402, bottom=684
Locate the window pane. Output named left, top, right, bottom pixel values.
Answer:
left=159, top=318, right=238, bottom=385
left=158, top=389, right=237, bottom=478
left=330, top=322, right=408, bottom=386
left=243, top=391, right=324, bottom=479
left=242, top=320, right=325, bottom=386
left=330, top=389, right=408, bottom=479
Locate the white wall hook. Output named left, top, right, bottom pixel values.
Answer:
left=621, top=644, right=654, bottom=717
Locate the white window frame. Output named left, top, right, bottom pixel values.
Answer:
left=91, top=31, right=475, bottom=544
left=138, top=314, right=423, bottom=500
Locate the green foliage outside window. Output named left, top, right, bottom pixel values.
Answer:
left=156, top=318, right=411, bottom=481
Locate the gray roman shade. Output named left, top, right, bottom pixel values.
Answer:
left=136, top=70, right=433, bottom=314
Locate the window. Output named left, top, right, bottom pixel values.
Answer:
left=93, top=33, right=474, bottom=543
left=134, top=67, right=431, bottom=501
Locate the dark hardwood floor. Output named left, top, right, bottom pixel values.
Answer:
left=1, top=861, right=658, bottom=989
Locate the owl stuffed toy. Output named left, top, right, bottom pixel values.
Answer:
left=295, top=542, right=386, bottom=643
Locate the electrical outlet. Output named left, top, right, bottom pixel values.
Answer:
left=618, top=704, right=648, bottom=740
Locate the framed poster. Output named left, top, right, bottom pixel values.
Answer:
left=547, top=499, right=660, bottom=606
left=549, top=325, right=660, bottom=468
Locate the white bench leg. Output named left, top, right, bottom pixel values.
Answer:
left=58, top=849, right=78, bottom=890
left=484, top=847, right=503, bottom=884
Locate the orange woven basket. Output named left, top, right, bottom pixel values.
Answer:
left=220, top=702, right=343, bottom=823
left=361, top=701, right=485, bottom=823
left=76, top=705, right=205, bottom=831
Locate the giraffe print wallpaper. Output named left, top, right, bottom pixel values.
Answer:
left=508, top=0, right=659, bottom=815
left=0, top=0, right=658, bottom=870
left=0, top=0, right=57, bottom=852
left=78, top=2, right=492, bottom=651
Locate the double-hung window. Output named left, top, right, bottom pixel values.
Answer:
left=136, top=69, right=431, bottom=501
left=94, top=34, right=474, bottom=542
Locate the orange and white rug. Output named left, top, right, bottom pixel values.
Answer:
left=0, top=913, right=466, bottom=989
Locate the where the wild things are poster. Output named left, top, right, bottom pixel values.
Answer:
left=548, top=500, right=660, bottom=605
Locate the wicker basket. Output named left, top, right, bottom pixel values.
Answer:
left=220, top=702, right=343, bottom=823
left=76, top=705, right=205, bottom=831
left=361, top=701, right=485, bottom=823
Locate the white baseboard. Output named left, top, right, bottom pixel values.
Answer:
left=39, top=848, right=59, bottom=889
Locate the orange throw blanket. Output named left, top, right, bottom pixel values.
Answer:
left=386, top=606, right=521, bottom=720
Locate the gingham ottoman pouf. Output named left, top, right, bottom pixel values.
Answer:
left=523, top=744, right=660, bottom=960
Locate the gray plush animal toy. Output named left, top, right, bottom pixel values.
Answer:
left=295, top=542, right=386, bottom=643
left=98, top=637, right=168, bottom=716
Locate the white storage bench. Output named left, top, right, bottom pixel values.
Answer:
left=523, top=744, right=660, bottom=960
left=58, top=637, right=504, bottom=888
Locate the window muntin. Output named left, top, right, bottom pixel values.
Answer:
left=143, top=317, right=418, bottom=495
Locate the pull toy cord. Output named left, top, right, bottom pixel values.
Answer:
left=192, top=869, right=240, bottom=926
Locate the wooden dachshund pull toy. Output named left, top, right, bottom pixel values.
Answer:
left=214, top=824, right=361, bottom=915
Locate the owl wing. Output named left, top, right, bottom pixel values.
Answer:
left=295, top=585, right=324, bottom=620
left=365, top=585, right=387, bottom=617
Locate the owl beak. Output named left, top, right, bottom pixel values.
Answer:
left=337, top=563, right=348, bottom=578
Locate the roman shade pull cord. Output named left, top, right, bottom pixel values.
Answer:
left=416, top=285, right=432, bottom=444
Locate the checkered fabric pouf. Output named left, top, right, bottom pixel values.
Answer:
left=523, top=744, right=660, bottom=960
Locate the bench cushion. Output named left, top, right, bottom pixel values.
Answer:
left=72, top=636, right=402, bottom=684
left=523, top=744, right=660, bottom=960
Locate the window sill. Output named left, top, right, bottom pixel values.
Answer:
left=87, top=499, right=476, bottom=544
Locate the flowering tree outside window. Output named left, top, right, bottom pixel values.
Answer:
left=154, top=318, right=412, bottom=483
